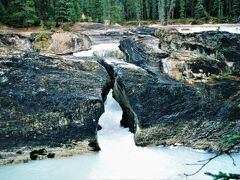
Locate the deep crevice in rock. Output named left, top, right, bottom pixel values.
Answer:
left=98, top=58, right=138, bottom=134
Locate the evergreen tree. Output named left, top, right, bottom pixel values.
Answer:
left=194, top=0, right=204, bottom=18
left=135, top=0, right=143, bottom=24
left=0, top=1, right=6, bottom=22
left=108, top=0, right=123, bottom=23
left=23, top=0, right=37, bottom=27
left=151, top=0, right=157, bottom=20
left=232, top=0, right=240, bottom=17
left=180, top=0, right=186, bottom=19
left=213, top=0, right=223, bottom=22
left=7, top=0, right=25, bottom=26
left=166, top=0, right=176, bottom=21
left=7, top=0, right=37, bottom=27
left=71, top=0, right=82, bottom=22
left=92, top=0, right=103, bottom=22
left=102, top=0, right=123, bottom=23
left=55, top=0, right=73, bottom=23
left=1, top=0, right=240, bottom=27
left=35, top=0, right=54, bottom=21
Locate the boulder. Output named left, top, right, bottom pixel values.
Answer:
left=0, top=53, right=111, bottom=165
left=0, top=33, right=34, bottom=57
left=36, top=32, right=92, bottom=55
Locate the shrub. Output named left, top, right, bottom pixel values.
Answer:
left=60, top=22, right=73, bottom=31
left=43, top=19, right=56, bottom=30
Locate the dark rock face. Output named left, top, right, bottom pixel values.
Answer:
left=109, top=29, right=240, bottom=152
left=136, top=26, right=158, bottom=36
left=119, top=35, right=168, bottom=76
left=0, top=52, right=111, bottom=165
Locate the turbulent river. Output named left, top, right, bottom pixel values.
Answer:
left=0, top=91, right=239, bottom=180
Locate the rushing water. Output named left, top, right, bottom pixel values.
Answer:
left=0, top=91, right=239, bottom=180
left=176, top=26, right=240, bottom=34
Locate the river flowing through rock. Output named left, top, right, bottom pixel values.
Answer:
left=0, top=90, right=239, bottom=180
left=0, top=26, right=240, bottom=179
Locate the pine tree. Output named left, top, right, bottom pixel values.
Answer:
left=92, top=0, right=103, bottom=22
left=0, top=1, right=6, bottom=22
left=102, top=0, right=123, bottom=24
left=232, top=0, right=240, bottom=17
left=194, top=0, right=204, bottom=19
left=23, top=0, right=37, bottom=27
left=55, top=0, right=73, bottom=23
left=7, top=0, right=37, bottom=27
left=109, top=0, right=123, bottom=23
left=180, top=0, right=186, bottom=19
left=213, top=0, right=223, bottom=22
left=167, top=0, right=176, bottom=21
left=135, top=0, right=143, bottom=24
left=7, top=0, right=24, bottom=26
left=71, top=0, right=82, bottom=22
left=151, top=0, right=157, bottom=20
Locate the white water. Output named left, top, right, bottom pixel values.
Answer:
left=177, top=26, right=240, bottom=34
left=0, top=91, right=239, bottom=180
left=73, top=43, right=120, bottom=57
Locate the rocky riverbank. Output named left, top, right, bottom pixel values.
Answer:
left=0, top=24, right=239, bottom=165
left=0, top=32, right=111, bottom=165
left=100, top=27, right=240, bottom=152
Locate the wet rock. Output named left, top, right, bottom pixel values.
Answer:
left=30, top=149, right=47, bottom=160
left=110, top=29, right=240, bottom=152
left=136, top=26, right=158, bottom=36
left=0, top=53, right=111, bottom=164
left=97, top=125, right=102, bottom=131
left=47, top=153, right=55, bottom=159
left=88, top=139, right=101, bottom=151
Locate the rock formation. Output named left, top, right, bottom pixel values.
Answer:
left=0, top=33, right=111, bottom=165
left=33, top=32, right=92, bottom=55
left=102, top=28, right=240, bottom=152
left=0, top=33, right=34, bottom=57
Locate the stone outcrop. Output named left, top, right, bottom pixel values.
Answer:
left=0, top=33, right=34, bottom=57
left=119, top=35, right=168, bottom=76
left=0, top=52, right=111, bottom=165
left=34, top=32, right=92, bottom=55
left=157, top=29, right=240, bottom=82
left=106, top=29, right=240, bottom=152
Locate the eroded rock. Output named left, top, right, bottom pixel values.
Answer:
left=35, top=32, right=92, bottom=55
left=0, top=33, right=34, bottom=57
left=0, top=53, right=111, bottom=165
left=157, top=29, right=240, bottom=82
left=112, top=29, right=240, bottom=152
left=119, top=35, right=168, bottom=76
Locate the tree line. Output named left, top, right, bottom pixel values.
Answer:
left=0, top=0, right=239, bottom=27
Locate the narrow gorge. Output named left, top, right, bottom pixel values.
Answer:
left=0, top=24, right=240, bottom=179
